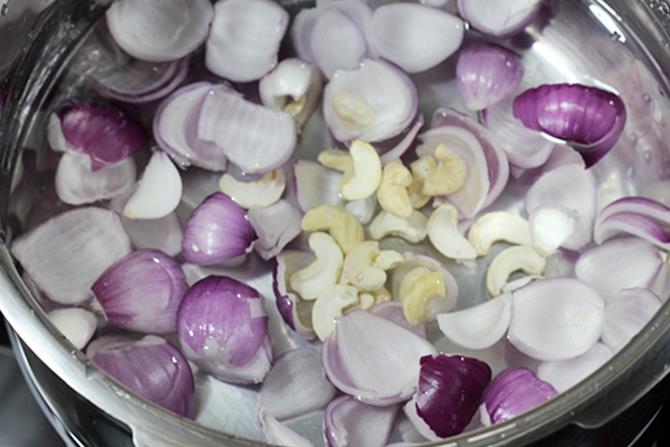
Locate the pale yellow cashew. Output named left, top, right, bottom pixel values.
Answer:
left=341, top=242, right=402, bottom=292
left=218, top=169, right=286, bottom=209
left=331, top=91, right=376, bottom=129
left=486, top=246, right=546, bottom=297
left=398, top=266, right=447, bottom=325
left=312, top=285, right=359, bottom=340
left=374, top=250, right=404, bottom=270
left=340, top=141, right=382, bottom=200
left=289, top=232, right=344, bottom=300
left=409, top=155, right=434, bottom=208
left=301, top=205, right=364, bottom=254
left=467, top=212, right=533, bottom=256
left=377, top=160, right=413, bottom=218
left=369, top=210, right=428, bottom=243
left=427, top=204, right=477, bottom=260
left=422, top=145, right=467, bottom=196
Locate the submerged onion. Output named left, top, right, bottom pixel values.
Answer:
left=272, top=250, right=316, bottom=339
left=325, top=396, right=399, bottom=447
left=602, top=288, right=662, bottom=352
left=177, top=275, right=272, bottom=384
left=92, top=249, right=188, bottom=334
left=87, top=335, right=194, bottom=416
left=47, top=308, right=98, bottom=350
left=458, top=0, right=542, bottom=37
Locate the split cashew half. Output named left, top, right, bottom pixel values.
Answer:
left=486, top=245, right=546, bottom=297
left=289, top=232, right=344, bottom=300
left=301, top=205, right=364, bottom=254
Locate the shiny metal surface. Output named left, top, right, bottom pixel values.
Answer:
left=1, top=0, right=670, bottom=446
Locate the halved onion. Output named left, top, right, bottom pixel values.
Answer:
left=458, top=0, right=542, bottom=37
left=602, top=288, right=662, bottom=352
left=248, top=200, right=302, bottom=261
left=325, top=396, right=398, bottom=447
left=121, top=212, right=183, bottom=258
left=273, top=250, right=316, bottom=339
left=594, top=196, right=670, bottom=250
left=537, top=343, right=613, bottom=393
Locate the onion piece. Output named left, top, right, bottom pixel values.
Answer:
left=55, top=152, right=136, bottom=206
left=260, top=348, right=336, bottom=421
left=206, top=0, right=288, bottom=82
left=508, top=278, right=605, bottom=361
left=92, top=249, right=187, bottom=334
left=106, top=0, right=213, bottom=63
left=323, top=311, right=436, bottom=405
left=273, top=250, right=316, bottom=339
left=87, top=335, right=194, bottom=416
left=525, top=164, right=596, bottom=251
left=369, top=301, right=426, bottom=338
left=513, top=84, right=627, bottom=167
left=458, top=0, right=542, bottom=37
left=291, top=0, right=372, bottom=79
left=482, top=367, right=556, bottom=425
left=121, top=212, right=183, bottom=257
left=197, top=85, right=297, bottom=174
left=602, top=288, right=662, bottom=352
left=324, top=396, right=399, bottom=447
left=177, top=275, right=272, bottom=384
left=369, top=4, right=463, bottom=74
left=294, top=160, right=344, bottom=212
left=380, top=115, right=426, bottom=165
left=437, top=294, right=512, bottom=350
left=47, top=308, right=97, bottom=350
left=575, top=237, right=663, bottom=297
left=248, top=200, right=302, bottom=261
left=182, top=193, right=257, bottom=265
left=123, top=151, right=182, bottom=220
left=260, top=411, right=314, bottom=447
left=323, top=59, right=418, bottom=143
left=11, top=208, right=131, bottom=304
left=594, top=196, right=670, bottom=250
left=456, top=43, right=523, bottom=111
left=404, top=354, right=491, bottom=440
left=154, top=82, right=228, bottom=171
left=49, top=104, right=147, bottom=171
left=537, top=343, right=613, bottom=393
left=219, top=169, right=286, bottom=209
left=529, top=206, right=577, bottom=256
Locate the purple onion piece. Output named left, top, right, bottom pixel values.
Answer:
left=92, top=249, right=187, bottom=334
left=324, top=396, right=399, bottom=447
left=513, top=83, right=626, bottom=167
left=369, top=301, right=426, bottom=338
left=456, top=43, right=524, bottom=111
left=406, top=354, right=491, bottom=439
left=458, top=0, right=542, bottom=37
left=594, top=196, right=670, bottom=250
left=380, top=115, right=425, bottom=166
left=177, top=275, right=272, bottom=384
left=181, top=192, right=257, bottom=265
left=50, top=104, right=148, bottom=171
left=483, top=367, right=557, bottom=424
left=87, top=335, right=194, bottom=416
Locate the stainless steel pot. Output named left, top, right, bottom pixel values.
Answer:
left=2, top=1, right=670, bottom=446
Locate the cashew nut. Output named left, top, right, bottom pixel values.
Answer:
left=289, top=232, right=344, bottom=300
left=422, top=145, right=467, bottom=196
left=341, top=242, right=402, bottom=291
left=467, top=212, right=533, bottom=256
left=340, top=140, right=382, bottom=200
left=377, top=160, right=413, bottom=218
left=529, top=206, right=577, bottom=256
left=331, top=91, right=376, bottom=129
left=218, top=169, right=286, bottom=209
left=408, top=155, right=434, bottom=208
left=312, top=285, right=359, bottom=340
left=301, top=205, right=364, bottom=254
left=358, top=293, right=376, bottom=310
left=398, top=266, right=446, bottom=325
left=318, top=149, right=353, bottom=174
left=352, top=287, right=391, bottom=311
left=427, top=204, right=477, bottom=260
left=369, top=210, right=428, bottom=243
left=374, top=250, right=404, bottom=270
left=486, top=245, right=546, bottom=297
left=345, top=196, right=377, bottom=225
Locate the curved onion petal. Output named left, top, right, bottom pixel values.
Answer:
left=177, top=275, right=271, bottom=384
left=513, top=84, right=627, bottom=167
left=92, top=249, right=187, bottom=334
left=121, top=212, right=183, bottom=257
left=369, top=301, right=426, bottom=338
left=651, top=261, right=670, bottom=302
left=537, top=343, right=613, bottom=393
left=248, top=200, right=302, bottom=261
left=456, top=43, right=523, bottom=111
left=420, top=108, right=509, bottom=217
left=294, top=160, right=344, bottom=212
left=380, top=115, right=425, bottom=165
left=87, top=335, right=194, bottom=416
left=154, top=82, right=228, bottom=171
left=206, top=0, right=288, bottom=82
left=123, top=151, right=182, bottom=220
left=325, top=396, right=399, bottom=447
left=260, top=348, right=336, bottom=421
left=49, top=104, right=147, bottom=171
left=260, top=411, right=314, bottom=447
left=483, top=367, right=556, bottom=425
left=55, top=152, right=136, bottom=205
left=369, top=4, right=463, bottom=74
left=437, top=293, right=512, bottom=350
left=322, top=311, right=436, bottom=406
left=458, top=0, right=542, bottom=37
left=508, top=278, right=605, bottom=361
left=602, top=288, right=662, bottom=352
left=182, top=193, right=257, bottom=265
left=594, top=197, right=670, bottom=250
left=525, top=164, right=596, bottom=251
left=106, top=0, right=213, bottom=63
left=404, top=354, right=491, bottom=440
left=575, top=237, right=663, bottom=297
left=273, top=250, right=317, bottom=339
left=11, top=208, right=131, bottom=304
left=47, top=308, right=97, bottom=350
left=197, top=85, right=297, bottom=174
left=292, top=0, right=372, bottom=79
left=323, top=59, right=418, bottom=143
